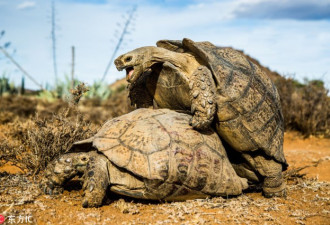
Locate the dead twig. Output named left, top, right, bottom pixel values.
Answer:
left=284, top=158, right=326, bottom=180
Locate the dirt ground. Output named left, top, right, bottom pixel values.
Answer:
left=0, top=131, right=329, bottom=225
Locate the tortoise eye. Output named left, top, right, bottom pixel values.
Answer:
left=125, top=56, right=132, bottom=62
left=81, top=156, right=87, bottom=161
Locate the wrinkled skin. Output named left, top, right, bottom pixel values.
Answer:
left=40, top=151, right=109, bottom=207
left=114, top=39, right=287, bottom=198
left=114, top=46, right=216, bottom=130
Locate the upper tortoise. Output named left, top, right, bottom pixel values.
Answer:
left=115, top=38, right=288, bottom=197
left=40, top=109, right=247, bottom=207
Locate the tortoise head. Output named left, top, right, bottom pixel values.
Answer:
left=114, top=46, right=159, bottom=85
left=115, top=46, right=187, bottom=86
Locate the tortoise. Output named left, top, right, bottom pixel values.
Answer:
left=114, top=38, right=288, bottom=197
left=40, top=108, right=248, bottom=207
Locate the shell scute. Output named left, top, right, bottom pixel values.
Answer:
left=154, top=113, right=205, bottom=148
left=119, top=118, right=171, bottom=154
left=242, top=99, right=274, bottom=133
left=230, top=82, right=264, bottom=115
left=102, top=144, right=132, bottom=168
left=126, top=151, right=151, bottom=179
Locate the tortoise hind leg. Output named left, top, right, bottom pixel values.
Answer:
left=242, top=152, right=286, bottom=198
left=189, top=65, right=217, bottom=130
left=81, top=151, right=110, bottom=208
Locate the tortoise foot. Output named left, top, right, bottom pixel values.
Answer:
left=262, top=174, right=286, bottom=198
left=263, top=182, right=287, bottom=198
left=81, top=153, right=109, bottom=208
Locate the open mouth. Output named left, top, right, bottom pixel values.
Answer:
left=125, top=67, right=134, bottom=81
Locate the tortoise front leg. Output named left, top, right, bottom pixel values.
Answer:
left=40, top=152, right=91, bottom=195
left=40, top=151, right=110, bottom=207
left=189, top=65, right=217, bottom=130
left=81, top=152, right=110, bottom=208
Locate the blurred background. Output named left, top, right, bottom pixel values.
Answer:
left=0, top=2, right=329, bottom=222
left=0, top=0, right=329, bottom=139
left=0, top=0, right=329, bottom=90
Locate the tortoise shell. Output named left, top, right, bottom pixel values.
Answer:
left=157, top=39, right=287, bottom=168
left=72, top=108, right=247, bottom=200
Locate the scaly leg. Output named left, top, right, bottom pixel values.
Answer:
left=189, top=65, right=217, bottom=130
left=40, top=151, right=110, bottom=207
left=242, top=152, right=286, bottom=197
left=81, top=152, right=109, bottom=208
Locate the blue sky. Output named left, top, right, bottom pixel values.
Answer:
left=0, top=0, right=329, bottom=89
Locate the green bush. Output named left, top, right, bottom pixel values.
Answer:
left=0, top=74, right=17, bottom=96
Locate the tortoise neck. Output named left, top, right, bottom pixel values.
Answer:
left=150, top=47, right=198, bottom=74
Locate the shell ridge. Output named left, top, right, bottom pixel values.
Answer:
left=150, top=115, right=173, bottom=154
left=261, top=124, right=286, bottom=164
left=96, top=143, right=121, bottom=153
left=200, top=134, right=227, bottom=160
left=123, top=146, right=134, bottom=169
left=117, top=135, right=168, bottom=156
left=253, top=75, right=277, bottom=106
left=217, top=102, right=240, bottom=122
left=225, top=69, right=255, bottom=106
left=236, top=120, right=259, bottom=148
left=255, top=113, right=277, bottom=134
left=117, top=120, right=133, bottom=139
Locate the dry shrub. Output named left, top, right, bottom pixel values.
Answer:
left=275, top=78, right=330, bottom=137
left=0, top=108, right=96, bottom=174
left=0, top=84, right=97, bottom=174
left=28, top=109, right=96, bottom=174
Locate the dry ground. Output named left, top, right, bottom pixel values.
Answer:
left=0, top=132, right=329, bottom=225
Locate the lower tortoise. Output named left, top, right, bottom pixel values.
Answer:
left=40, top=109, right=248, bottom=207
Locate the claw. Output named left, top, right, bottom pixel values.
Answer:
left=201, top=100, right=206, bottom=108
left=89, top=184, right=95, bottom=192
left=191, top=104, right=196, bottom=114
left=82, top=200, right=89, bottom=208
left=192, top=91, right=199, bottom=98
left=189, top=82, right=194, bottom=90
left=207, top=108, right=213, bottom=119
left=191, top=120, right=200, bottom=128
